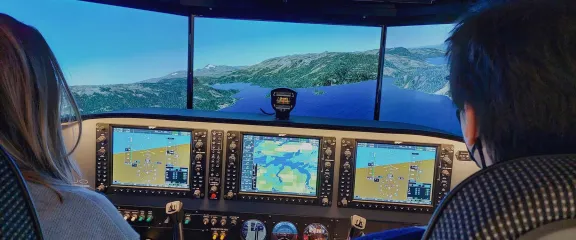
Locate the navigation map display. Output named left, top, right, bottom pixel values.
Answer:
left=111, top=127, right=192, bottom=189
left=353, top=142, right=437, bottom=205
left=240, top=134, right=320, bottom=196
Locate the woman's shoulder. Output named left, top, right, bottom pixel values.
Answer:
left=27, top=182, right=139, bottom=240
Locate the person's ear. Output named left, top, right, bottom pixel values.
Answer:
left=463, top=103, right=479, bottom=145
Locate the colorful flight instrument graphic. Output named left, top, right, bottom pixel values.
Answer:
left=111, top=128, right=192, bottom=189
left=353, top=143, right=436, bottom=205
left=240, top=135, right=320, bottom=196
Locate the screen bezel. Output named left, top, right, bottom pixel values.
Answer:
left=109, top=125, right=193, bottom=191
left=237, top=132, right=322, bottom=198
left=351, top=140, right=440, bottom=208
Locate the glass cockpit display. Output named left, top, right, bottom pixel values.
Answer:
left=240, top=134, right=320, bottom=197
left=353, top=142, right=437, bottom=205
left=111, top=127, right=192, bottom=189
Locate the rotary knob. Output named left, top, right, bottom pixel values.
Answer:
left=341, top=199, right=348, bottom=207
left=343, top=161, right=351, bottom=170
left=96, top=135, right=107, bottom=143
left=325, top=148, right=332, bottom=156
left=322, top=197, right=329, bottom=205
left=225, top=191, right=234, bottom=199
left=344, top=149, right=352, bottom=159
left=193, top=189, right=201, bottom=198
left=442, top=169, right=451, bottom=176
left=195, top=154, right=202, bottom=161
left=324, top=161, right=332, bottom=168
left=210, top=186, right=218, bottom=193
left=443, top=156, right=452, bottom=164
left=96, top=184, right=106, bottom=192
left=195, top=141, right=204, bottom=149
left=228, top=154, right=236, bottom=162
left=97, top=148, right=106, bottom=156
left=229, top=142, right=237, bottom=150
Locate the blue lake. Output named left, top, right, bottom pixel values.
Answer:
left=212, top=78, right=460, bottom=135
left=426, top=57, right=447, bottom=65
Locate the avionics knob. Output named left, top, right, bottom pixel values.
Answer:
left=96, top=184, right=106, bottom=192
left=341, top=199, right=348, bottom=207
left=321, top=197, right=329, bottom=205
left=220, top=218, right=227, bottom=226
left=443, top=156, right=452, bottom=164
left=442, top=170, right=451, bottom=176
left=210, top=186, right=218, bottom=193
left=229, top=142, right=237, bottom=150
left=211, top=218, right=217, bottom=226
left=324, top=161, right=332, bottom=168
left=96, top=135, right=107, bottom=143
left=343, top=161, right=351, bottom=170
left=195, top=141, right=204, bottom=149
left=344, top=149, right=352, bottom=159
left=195, top=154, right=202, bottom=161
left=231, top=219, right=237, bottom=226
left=325, top=148, right=332, bottom=156
left=203, top=217, right=209, bottom=225
left=193, top=189, right=201, bottom=198
left=228, top=154, right=236, bottom=163
left=97, top=148, right=106, bottom=156
left=225, top=191, right=234, bottom=199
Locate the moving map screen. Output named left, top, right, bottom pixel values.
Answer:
left=353, top=142, right=437, bottom=205
left=240, top=134, right=320, bottom=196
left=111, top=127, right=192, bottom=189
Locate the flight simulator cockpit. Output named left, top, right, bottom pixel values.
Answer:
left=1, top=0, right=484, bottom=239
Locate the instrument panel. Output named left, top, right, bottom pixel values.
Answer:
left=66, top=117, right=478, bottom=240
left=95, top=123, right=453, bottom=212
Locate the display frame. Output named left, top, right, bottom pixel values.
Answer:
left=337, top=138, right=454, bottom=212
left=95, top=123, right=198, bottom=197
left=353, top=140, right=440, bottom=206
left=108, top=124, right=194, bottom=191
left=237, top=132, right=323, bottom=198
left=223, top=131, right=336, bottom=206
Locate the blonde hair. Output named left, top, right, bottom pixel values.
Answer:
left=0, top=13, right=82, bottom=190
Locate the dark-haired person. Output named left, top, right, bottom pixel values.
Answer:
left=0, top=13, right=139, bottom=239
left=357, top=0, right=576, bottom=239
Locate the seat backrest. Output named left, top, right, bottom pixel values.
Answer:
left=422, top=154, right=576, bottom=239
left=0, top=146, right=43, bottom=239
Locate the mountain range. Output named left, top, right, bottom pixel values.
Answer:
left=70, top=46, right=449, bottom=114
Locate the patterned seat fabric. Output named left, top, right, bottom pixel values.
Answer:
left=423, top=155, right=576, bottom=240
left=0, top=146, right=43, bottom=240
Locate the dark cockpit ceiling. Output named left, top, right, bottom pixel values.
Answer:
left=82, top=0, right=471, bottom=26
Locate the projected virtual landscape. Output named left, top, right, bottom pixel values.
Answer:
left=2, top=0, right=459, bottom=135
left=70, top=44, right=451, bottom=128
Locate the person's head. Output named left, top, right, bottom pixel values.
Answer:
left=447, top=0, right=576, bottom=168
left=0, top=13, right=82, bottom=184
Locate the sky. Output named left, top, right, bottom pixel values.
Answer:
left=1, top=0, right=454, bottom=85
left=0, top=0, right=188, bottom=86
left=194, top=19, right=454, bottom=69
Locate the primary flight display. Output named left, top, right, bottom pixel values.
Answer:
left=111, top=127, right=192, bottom=189
left=240, top=134, right=320, bottom=196
left=353, top=142, right=437, bottom=205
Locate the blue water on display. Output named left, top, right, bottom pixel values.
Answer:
left=112, top=131, right=191, bottom=154
left=212, top=78, right=460, bottom=135
left=356, top=146, right=437, bottom=168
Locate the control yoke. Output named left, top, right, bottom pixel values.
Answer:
left=166, top=201, right=184, bottom=240
left=348, top=215, right=366, bottom=240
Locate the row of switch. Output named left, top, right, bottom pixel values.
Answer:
left=122, top=210, right=153, bottom=223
